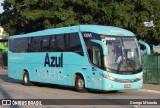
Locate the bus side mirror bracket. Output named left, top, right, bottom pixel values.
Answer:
left=91, top=39, right=107, bottom=56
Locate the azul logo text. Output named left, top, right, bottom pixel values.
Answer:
left=44, top=53, right=63, bottom=67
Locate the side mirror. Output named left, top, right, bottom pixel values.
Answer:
left=91, top=39, right=107, bottom=56
left=138, top=40, right=151, bottom=55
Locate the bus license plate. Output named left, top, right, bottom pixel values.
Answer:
left=124, top=84, right=131, bottom=88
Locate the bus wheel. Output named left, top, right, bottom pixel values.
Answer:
left=75, top=75, right=87, bottom=92
left=23, top=72, right=32, bottom=86
left=109, top=90, right=118, bottom=93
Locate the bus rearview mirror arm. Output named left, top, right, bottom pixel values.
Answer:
left=91, top=39, right=107, bottom=56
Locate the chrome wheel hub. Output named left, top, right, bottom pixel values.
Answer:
left=78, top=79, right=84, bottom=89
left=24, top=75, right=28, bottom=83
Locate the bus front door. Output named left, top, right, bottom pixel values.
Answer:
left=87, top=46, right=103, bottom=90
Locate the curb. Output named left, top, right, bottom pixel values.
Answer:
left=139, top=89, right=160, bottom=94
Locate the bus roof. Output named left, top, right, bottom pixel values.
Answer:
left=9, top=25, right=135, bottom=38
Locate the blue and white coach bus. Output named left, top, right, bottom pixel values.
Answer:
left=8, top=25, right=143, bottom=92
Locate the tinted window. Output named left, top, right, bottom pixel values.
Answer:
left=9, top=33, right=83, bottom=54
left=29, top=36, right=51, bottom=52
left=56, top=34, right=66, bottom=52
left=50, top=35, right=56, bottom=52
left=30, top=37, right=42, bottom=52
left=9, top=38, right=17, bottom=52
left=69, top=33, right=83, bottom=55
left=64, top=34, right=69, bottom=51
left=92, top=46, right=102, bottom=67
left=9, top=38, right=29, bottom=52
left=41, top=36, right=51, bottom=52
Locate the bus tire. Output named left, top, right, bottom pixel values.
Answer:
left=109, top=90, right=118, bottom=93
left=75, top=75, right=87, bottom=93
left=23, top=72, right=32, bottom=86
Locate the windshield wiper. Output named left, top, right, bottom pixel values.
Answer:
left=122, top=48, right=136, bottom=73
left=126, top=57, right=136, bottom=73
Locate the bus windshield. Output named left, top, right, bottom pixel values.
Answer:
left=105, top=37, right=142, bottom=74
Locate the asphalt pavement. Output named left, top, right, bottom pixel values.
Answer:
left=143, top=83, right=160, bottom=91
left=0, top=69, right=160, bottom=108
left=1, top=68, right=160, bottom=93
left=140, top=83, right=160, bottom=94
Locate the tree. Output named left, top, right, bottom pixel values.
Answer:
left=0, top=0, right=160, bottom=46
left=0, top=0, right=79, bottom=34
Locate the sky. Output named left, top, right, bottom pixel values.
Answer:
left=0, top=0, right=4, bottom=13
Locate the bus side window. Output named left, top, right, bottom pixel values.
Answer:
left=56, top=34, right=66, bottom=52
left=30, top=37, right=41, bottom=52
left=20, top=38, right=29, bottom=52
left=50, top=35, right=56, bottom=52
left=87, top=47, right=93, bottom=63
left=41, top=36, right=51, bottom=52
left=9, top=38, right=29, bottom=53
left=68, top=33, right=84, bottom=56
left=91, top=46, right=102, bottom=68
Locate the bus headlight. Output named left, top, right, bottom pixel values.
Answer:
left=100, top=73, right=143, bottom=83
left=100, top=73, right=115, bottom=80
left=108, top=76, right=115, bottom=80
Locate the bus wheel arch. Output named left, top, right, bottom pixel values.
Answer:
left=22, top=69, right=32, bottom=86
left=75, top=73, right=88, bottom=92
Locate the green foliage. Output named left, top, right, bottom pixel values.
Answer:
left=150, top=52, right=160, bottom=56
left=0, top=43, right=8, bottom=52
left=0, top=0, right=160, bottom=46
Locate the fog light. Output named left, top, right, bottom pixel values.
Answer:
left=140, top=84, right=142, bottom=87
left=108, top=84, right=113, bottom=88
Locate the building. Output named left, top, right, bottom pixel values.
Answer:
left=0, top=26, right=4, bottom=35
left=0, top=26, right=4, bottom=39
left=153, top=45, right=160, bottom=53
